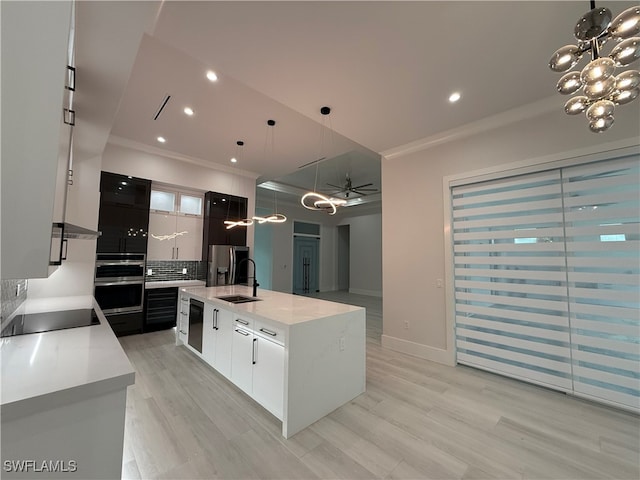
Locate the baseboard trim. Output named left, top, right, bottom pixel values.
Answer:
left=349, top=288, right=382, bottom=298
left=381, top=335, right=454, bottom=366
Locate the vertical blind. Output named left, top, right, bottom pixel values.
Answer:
left=452, top=154, right=639, bottom=412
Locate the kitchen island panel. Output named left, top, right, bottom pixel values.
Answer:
left=285, top=309, right=366, bottom=438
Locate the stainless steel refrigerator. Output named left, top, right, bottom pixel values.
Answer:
left=207, top=245, right=250, bottom=287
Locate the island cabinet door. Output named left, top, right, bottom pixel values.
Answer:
left=252, top=334, right=285, bottom=420
left=202, top=303, right=217, bottom=364
left=177, top=295, right=190, bottom=344
left=214, top=308, right=233, bottom=379
left=231, top=325, right=253, bottom=394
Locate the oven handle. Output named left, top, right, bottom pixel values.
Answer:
left=95, top=261, right=146, bottom=267
left=94, top=279, right=144, bottom=286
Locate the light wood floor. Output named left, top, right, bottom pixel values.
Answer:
left=119, top=291, right=639, bottom=480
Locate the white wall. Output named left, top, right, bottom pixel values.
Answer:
left=381, top=104, right=640, bottom=365
left=337, top=211, right=382, bottom=297
left=255, top=195, right=383, bottom=296
left=28, top=155, right=101, bottom=298
left=262, top=201, right=338, bottom=293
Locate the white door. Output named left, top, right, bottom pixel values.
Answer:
left=252, top=334, right=285, bottom=420
left=147, top=212, right=177, bottom=260
left=175, top=215, right=203, bottom=261
left=214, top=308, right=233, bottom=379
left=231, top=326, right=253, bottom=394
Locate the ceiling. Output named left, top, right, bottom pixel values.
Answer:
left=84, top=1, right=636, bottom=207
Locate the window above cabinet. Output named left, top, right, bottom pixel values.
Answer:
left=150, top=186, right=203, bottom=217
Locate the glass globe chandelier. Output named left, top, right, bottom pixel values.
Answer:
left=301, top=107, right=348, bottom=215
left=549, top=3, right=640, bottom=133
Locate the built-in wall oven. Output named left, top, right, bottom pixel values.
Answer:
left=94, top=253, right=145, bottom=335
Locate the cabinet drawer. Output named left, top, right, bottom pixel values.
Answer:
left=254, top=319, right=285, bottom=346
left=234, top=316, right=254, bottom=331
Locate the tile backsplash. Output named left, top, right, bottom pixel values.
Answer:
left=1, top=279, right=27, bottom=322
left=146, top=260, right=206, bottom=282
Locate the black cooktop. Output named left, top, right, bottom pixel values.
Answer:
left=1, top=309, right=100, bottom=338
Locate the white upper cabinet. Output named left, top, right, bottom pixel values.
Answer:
left=1, top=1, right=73, bottom=279
left=147, top=187, right=203, bottom=261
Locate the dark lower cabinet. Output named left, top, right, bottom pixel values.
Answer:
left=144, top=287, right=178, bottom=332
left=106, top=312, right=143, bottom=337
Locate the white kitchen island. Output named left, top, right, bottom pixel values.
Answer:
left=178, top=285, right=366, bottom=438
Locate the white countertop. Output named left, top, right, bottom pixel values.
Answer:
left=181, top=285, right=364, bottom=326
left=145, top=279, right=206, bottom=289
left=0, top=296, right=135, bottom=420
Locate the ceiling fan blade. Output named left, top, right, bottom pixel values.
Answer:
left=351, top=183, right=374, bottom=189
left=326, top=183, right=343, bottom=190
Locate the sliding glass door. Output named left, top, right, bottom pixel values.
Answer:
left=452, top=153, right=639, bottom=412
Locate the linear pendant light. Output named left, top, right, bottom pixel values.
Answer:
left=224, top=140, right=254, bottom=229
left=253, top=119, right=287, bottom=224
left=301, top=107, right=347, bottom=215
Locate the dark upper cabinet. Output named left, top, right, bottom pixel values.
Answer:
left=202, top=191, right=248, bottom=258
left=97, top=172, right=151, bottom=253
left=99, top=171, right=151, bottom=208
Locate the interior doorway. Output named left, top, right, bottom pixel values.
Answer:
left=293, top=235, right=319, bottom=295
left=337, top=224, right=350, bottom=291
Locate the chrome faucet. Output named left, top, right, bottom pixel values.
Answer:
left=238, top=258, right=259, bottom=297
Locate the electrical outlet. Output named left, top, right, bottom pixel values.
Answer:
left=436, top=278, right=443, bottom=288
left=404, top=320, right=410, bottom=329
left=182, top=268, right=187, bottom=274
left=147, top=268, right=153, bottom=276
left=339, top=336, right=345, bottom=351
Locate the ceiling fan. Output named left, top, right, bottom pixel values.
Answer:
left=325, top=174, right=379, bottom=198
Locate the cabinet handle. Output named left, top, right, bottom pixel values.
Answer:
left=235, top=328, right=249, bottom=336
left=176, top=247, right=179, bottom=259
left=61, top=239, right=68, bottom=261
left=235, top=318, right=249, bottom=326
left=215, top=309, right=219, bottom=330
left=179, top=330, right=187, bottom=335
left=63, top=108, right=75, bottom=126
left=252, top=337, right=257, bottom=365
left=66, top=65, right=76, bottom=91
left=180, top=311, right=187, bottom=315
left=259, top=327, right=276, bottom=337
left=171, top=247, right=175, bottom=260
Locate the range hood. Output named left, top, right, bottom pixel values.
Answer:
left=52, top=222, right=101, bottom=240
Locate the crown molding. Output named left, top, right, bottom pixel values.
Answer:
left=380, top=95, right=560, bottom=160
left=107, top=135, right=261, bottom=180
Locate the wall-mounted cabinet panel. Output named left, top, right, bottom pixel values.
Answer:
left=97, top=172, right=150, bottom=254
left=1, top=1, right=72, bottom=279
left=202, top=192, right=248, bottom=259
left=147, top=212, right=203, bottom=261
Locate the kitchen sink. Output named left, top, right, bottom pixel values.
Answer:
left=215, top=295, right=261, bottom=304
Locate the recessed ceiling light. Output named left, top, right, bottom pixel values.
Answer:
left=230, top=157, right=237, bottom=163
left=449, top=92, right=461, bottom=103
left=184, top=107, right=194, bottom=116
left=206, top=70, right=218, bottom=82
left=157, top=136, right=166, bottom=143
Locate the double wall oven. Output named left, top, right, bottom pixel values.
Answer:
left=94, top=253, right=145, bottom=335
